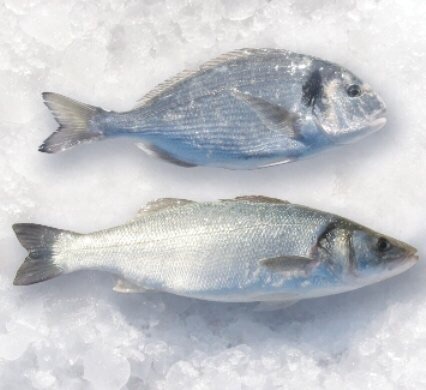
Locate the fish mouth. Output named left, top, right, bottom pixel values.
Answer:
left=408, top=247, right=419, bottom=262
left=334, top=115, right=387, bottom=145
left=386, top=247, right=419, bottom=270
left=369, top=116, right=387, bottom=131
left=404, top=242, right=418, bottom=260
left=404, top=250, right=419, bottom=270
left=406, top=253, right=419, bottom=267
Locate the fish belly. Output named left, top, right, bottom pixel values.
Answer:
left=135, top=93, right=308, bottom=168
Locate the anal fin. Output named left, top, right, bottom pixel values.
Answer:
left=113, top=279, right=148, bottom=293
left=257, top=158, right=296, bottom=168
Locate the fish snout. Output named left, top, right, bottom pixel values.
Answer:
left=394, top=245, right=419, bottom=270
left=369, top=116, right=387, bottom=131
left=406, top=245, right=419, bottom=262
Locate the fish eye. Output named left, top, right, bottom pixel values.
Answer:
left=377, top=237, right=391, bottom=252
left=347, top=84, right=362, bottom=97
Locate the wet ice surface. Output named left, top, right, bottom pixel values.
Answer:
left=1, top=0, right=425, bottom=388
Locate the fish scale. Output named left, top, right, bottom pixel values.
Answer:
left=68, top=201, right=330, bottom=296
left=38, top=48, right=386, bottom=168
left=12, top=197, right=418, bottom=304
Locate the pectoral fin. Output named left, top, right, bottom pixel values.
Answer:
left=231, top=90, right=301, bottom=140
left=260, top=256, right=316, bottom=273
left=136, top=142, right=197, bottom=167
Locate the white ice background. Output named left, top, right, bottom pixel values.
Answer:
left=0, top=0, right=425, bottom=389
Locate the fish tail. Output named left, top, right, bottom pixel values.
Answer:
left=12, top=223, right=78, bottom=286
left=39, top=92, right=105, bottom=153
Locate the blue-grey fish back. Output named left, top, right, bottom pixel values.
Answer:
left=40, top=48, right=387, bottom=168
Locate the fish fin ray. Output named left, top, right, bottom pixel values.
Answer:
left=231, top=90, right=302, bottom=140
left=113, top=279, right=147, bottom=293
left=199, top=48, right=263, bottom=71
left=134, top=70, right=197, bottom=109
left=257, top=158, right=296, bottom=168
left=134, top=49, right=263, bottom=109
left=227, top=195, right=291, bottom=204
left=39, top=92, right=104, bottom=153
left=134, top=198, right=195, bottom=220
left=12, top=223, right=76, bottom=285
left=135, top=142, right=197, bottom=167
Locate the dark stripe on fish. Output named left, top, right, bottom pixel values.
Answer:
left=348, top=231, right=356, bottom=274
left=302, top=69, right=323, bottom=107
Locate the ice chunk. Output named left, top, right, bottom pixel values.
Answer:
left=30, top=370, right=56, bottom=389
left=83, top=345, right=130, bottom=389
left=0, top=330, right=33, bottom=361
left=221, top=0, right=264, bottom=21
left=19, top=2, right=74, bottom=50
left=1, top=0, right=426, bottom=389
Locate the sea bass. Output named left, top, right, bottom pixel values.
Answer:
left=13, top=197, right=417, bottom=305
left=39, top=48, right=386, bottom=169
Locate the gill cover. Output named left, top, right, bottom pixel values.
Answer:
left=308, top=65, right=386, bottom=144
left=314, top=222, right=353, bottom=273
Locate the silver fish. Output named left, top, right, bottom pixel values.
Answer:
left=39, top=48, right=386, bottom=169
left=13, top=196, right=417, bottom=306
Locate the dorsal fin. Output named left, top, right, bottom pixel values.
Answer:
left=224, top=195, right=290, bottom=204
left=134, top=198, right=195, bottom=220
left=134, top=48, right=263, bottom=109
left=134, top=70, right=196, bottom=109
left=199, top=48, right=262, bottom=71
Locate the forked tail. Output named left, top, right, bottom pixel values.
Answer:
left=12, top=223, right=77, bottom=285
left=39, top=92, right=106, bottom=153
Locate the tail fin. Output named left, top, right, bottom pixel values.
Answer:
left=39, top=92, right=105, bottom=153
left=12, top=223, right=75, bottom=286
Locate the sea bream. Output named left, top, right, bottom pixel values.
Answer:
left=39, top=48, right=386, bottom=169
left=12, top=197, right=417, bottom=306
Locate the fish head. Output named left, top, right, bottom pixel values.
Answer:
left=349, top=228, right=418, bottom=286
left=314, top=221, right=418, bottom=290
left=310, top=63, right=387, bottom=145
